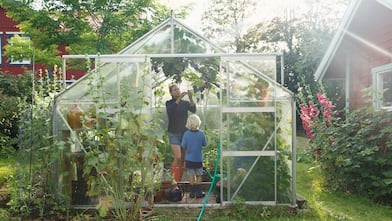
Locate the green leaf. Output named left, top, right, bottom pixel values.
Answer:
left=382, top=178, right=392, bottom=185
left=382, top=170, right=392, bottom=178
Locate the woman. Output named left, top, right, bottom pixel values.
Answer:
left=166, top=84, right=196, bottom=182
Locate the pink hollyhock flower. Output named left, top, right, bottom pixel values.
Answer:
left=300, top=101, right=321, bottom=140
left=315, top=93, right=335, bottom=125
left=317, top=93, right=327, bottom=105
left=329, top=136, right=336, bottom=145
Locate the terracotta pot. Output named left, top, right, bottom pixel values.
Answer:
left=154, top=190, right=164, bottom=202
left=160, top=180, right=173, bottom=190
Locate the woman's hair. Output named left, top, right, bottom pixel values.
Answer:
left=169, top=84, right=177, bottom=93
left=186, top=114, right=201, bottom=130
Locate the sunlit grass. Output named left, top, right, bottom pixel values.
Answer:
left=296, top=135, right=392, bottom=221
left=0, top=154, right=15, bottom=184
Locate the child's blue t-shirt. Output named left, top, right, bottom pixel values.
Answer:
left=181, top=130, right=207, bottom=163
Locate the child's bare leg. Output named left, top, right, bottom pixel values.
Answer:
left=195, top=174, right=205, bottom=198
left=195, top=175, right=202, bottom=185
left=189, top=174, right=196, bottom=185
left=189, top=172, right=196, bottom=198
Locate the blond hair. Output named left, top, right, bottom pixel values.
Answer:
left=169, top=84, right=177, bottom=93
left=186, top=114, right=201, bottom=130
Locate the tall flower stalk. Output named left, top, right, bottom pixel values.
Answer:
left=300, top=93, right=336, bottom=157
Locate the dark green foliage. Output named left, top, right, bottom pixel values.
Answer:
left=151, top=56, right=220, bottom=96
left=0, top=73, right=33, bottom=154
left=0, top=0, right=171, bottom=66
left=8, top=73, right=66, bottom=218
left=318, top=108, right=392, bottom=204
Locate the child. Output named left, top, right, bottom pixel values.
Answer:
left=181, top=114, right=207, bottom=198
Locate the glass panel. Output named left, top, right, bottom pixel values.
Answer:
left=382, top=71, right=392, bottom=107
left=122, top=19, right=224, bottom=55
left=221, top=145, right=293, bottom=203
left=59, top=58, right=147, bottom=103
left=219, top=54, right=294, bottom=204
left=125, top=24, right=172, bottom=54
left=64, top=58, right=92, bottom=81
left=373, top=65, right=392, bottom=109
left=7, top=35, right=32, bottom=65
left=237, top=55, right=277, bottom=81
left=150, top=56, right=221, bottom=107
left=172, top=23, right=221, bottom=54
left=221, top=56, right=291, bottom=108
left=221, top=102, right=292, bottom=152
left=55, top=57, right=150, bottom=148
left=221, top=156, right=275, bottom=202
left=276, top=152, right=294, bottom=204
left=222, top=112, right=275, bottom=152
left=276, top=101, right=293, bottom=204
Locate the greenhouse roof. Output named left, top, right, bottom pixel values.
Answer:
left=59, top=14, right=293, bottom=101
left=119, top=16, right=226, bottom=54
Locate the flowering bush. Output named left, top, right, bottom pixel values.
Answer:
left=300, top=93, right=336, bottom=157
left=300, top=93, right=392, bottom=204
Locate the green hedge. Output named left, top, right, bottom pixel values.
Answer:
left=303, top=106, right=392, bottom=204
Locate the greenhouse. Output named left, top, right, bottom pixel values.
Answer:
left=53, top=16, right=296, bottom=208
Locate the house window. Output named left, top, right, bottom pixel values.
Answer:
left=6, top=33, right=31, bottom=65
left=372, top=63, right=392, bottom=110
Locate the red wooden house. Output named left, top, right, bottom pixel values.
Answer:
left=314, top=0, right=392, bottom=111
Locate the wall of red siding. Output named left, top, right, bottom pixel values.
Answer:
left=348, top=32, right=392, bottom=110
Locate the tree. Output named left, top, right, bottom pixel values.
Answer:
left=202, top=0, right=347, bottom=91
left=0, top=0, right=171, bottom=67
left=242, top=0, right=347, bottom=94
left=201, top=0, right=256, bottom=52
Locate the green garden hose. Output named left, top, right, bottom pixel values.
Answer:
left=197, top=141, right=221, bottom=221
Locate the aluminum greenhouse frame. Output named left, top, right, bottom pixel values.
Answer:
left=54, top=16, right=296, bottom=208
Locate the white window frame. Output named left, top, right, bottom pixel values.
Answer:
left=372, top=63, right=392, bottom=110
left=6, top=32, right=31, bottom=65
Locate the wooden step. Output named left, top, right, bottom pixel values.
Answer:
left=176, top=181, right=212, bottom=185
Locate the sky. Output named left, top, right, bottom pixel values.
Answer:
left=160, top=0, right=312, bottom=32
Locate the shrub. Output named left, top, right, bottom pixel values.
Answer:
left=300, top=94, right=392, bottom=204
left=0, top=73, right=32, bottom=154
left=8, top=69, right=66, bottom=218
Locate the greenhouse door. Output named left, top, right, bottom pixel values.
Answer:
left=219, top=55, right=279, bottom=205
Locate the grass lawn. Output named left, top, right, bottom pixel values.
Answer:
left=1, top=138, right=392, bottom=220
left=296, top=136, right=392, bottom=221
left=0, top=155, right=14, bottom=185
left=296, top=162, right=392, bottom=221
